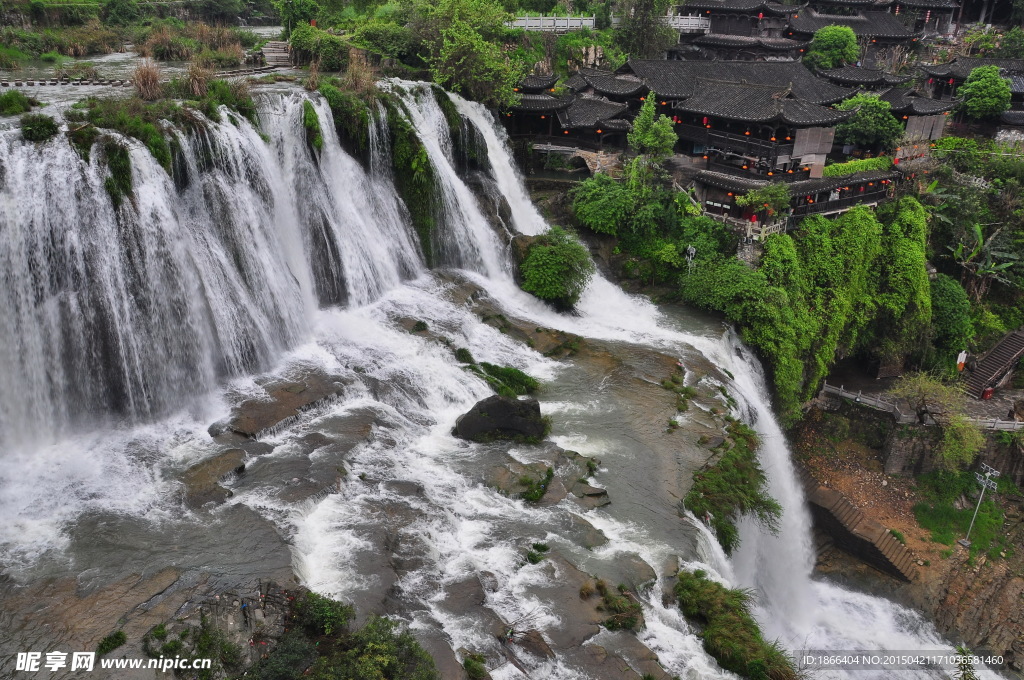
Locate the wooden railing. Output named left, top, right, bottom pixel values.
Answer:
left=821, top=382, right=1024, bottom=431
left=791, top=191, right=887, bottom=217
left=508, top=13, right=710, bottom=32
left=676, top=124, right=794, bottom=158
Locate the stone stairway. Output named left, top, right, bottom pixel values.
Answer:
left=797, top=468, right=919, bottom=582
left=261, top=41, right=291, bottom=68
left=966, top=330, right=1024, bottom=398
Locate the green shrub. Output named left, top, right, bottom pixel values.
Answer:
left=454, top=348, right=475, bottom=364
left=463, top=653, right=488, bottom=680
left=684, top=422, right=781, bottom=554
left=520, top=467, right=554, bottom=502
left=97, top=631, right=127, bottom=656
left=295, top=592, right=355, bottom=636
left=0, top=90, right=35, bottom=116
left=913, top=470, right=1008, bottom=559
left=21, top=113, right=59, bottom=142
left=675, top=570, right=797, bottom=680
left=519, top=225, right=595, bottom=310
left=411, top=319, right=428, bottom=332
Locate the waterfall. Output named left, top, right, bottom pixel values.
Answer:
left=0, top=82, right=1005, bottom=680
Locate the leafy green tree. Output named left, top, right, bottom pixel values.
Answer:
left=954, top=646, right=981, bottom=680
left=734, top=183, right=790, bottom=218
left=804, top=25, right=859, bottom=70
left=993, top=27, right=1024, bottom=58
left=412, top=0, right=523, bottom=107
left=835, top=93, right=904, bottom=150
left=614, top=0, right=677, bottom=58
left=939, top=414, right=985, bottom=470
left=102, top=0, right=140, bottom=26
left=199, top=0, right=243, bottom=23
left=353, top=21, right=412, bottom=58
left=570, top=173, right=632, bottom=236
left=959, top=65, right=1012, bottom=119
left=627, top=93, right=676, bottom=159
left=948, top=223, right=1018, bottom=302
left=274, top=0, right=321, bottom=36
left=519, top=226, right=596, bottom=309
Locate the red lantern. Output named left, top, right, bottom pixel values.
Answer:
left=758, top=12, right=763, bottom=19
left=750, top=215, right=758, bottom=222
left=703, top=116, right=709, bottom=125
left=948, top=78, right=954, bottom=85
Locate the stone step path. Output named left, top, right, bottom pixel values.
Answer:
left=0, top=66, right=280, bottom=89
left=261, top=41, right=291, bottom=67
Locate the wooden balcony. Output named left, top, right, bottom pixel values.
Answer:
left=676, top=124, right=794, bottom=158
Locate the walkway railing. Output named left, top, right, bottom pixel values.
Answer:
left=508, top=13, right=710, bottom=32
left=821, top=382, right=1024, bottom=431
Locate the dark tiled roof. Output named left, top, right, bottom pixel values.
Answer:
left=920, top=57, right=1024, bottom=80
left=899, top=0, right=957, bottom=7
left=1001, top=110, right=1024, bottom=125
left=813, top=0, right=892, bottom=6
left=1008, top=74, right=1024, bottom=94
left=695, top=168, right=898, bottom=192
left=693, top=34, right=811, bottom=50
left=681, top=0, right=796, bottom=14
left=510, top=93, right=574, bottom=112
left=672, top=78, right=855, bottom=124
left=565, top=68, right=646, bottom=97
left=623, top=59, right=854, bottom=103
left=789, top=10, right=918, bottom=38
left=520, top=73, right=558, bottom=91
left=878, top=86, right=957, bottom=114
left=822, top=65, right=912, bottom=85
left=562, top=94, right=630, bottom=128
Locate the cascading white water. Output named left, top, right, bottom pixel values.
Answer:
left=383, top=81, right=509, bottom=278
left=0, top=83, right=1006, bottom=680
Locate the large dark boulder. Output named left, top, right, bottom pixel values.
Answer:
left=454, top=395, right=547, bottom=443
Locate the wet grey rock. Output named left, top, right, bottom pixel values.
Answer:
left=517, top=629, right=555, bottom=660
left=454, top=395, right=546, bottom=443
left=182, top=449, right=245, bottom=508
left=570, top=481, right=610, bottom=509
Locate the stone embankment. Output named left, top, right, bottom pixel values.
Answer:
left=0, top=66, right=280, bottom=89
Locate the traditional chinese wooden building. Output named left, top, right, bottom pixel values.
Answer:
left=669, top=0, right=810, bottom=60
left=503, top=73, right=632, bottom=146
left=820, top=65, right=912, bottom=90
left=788, top=9, right=920, bottom=64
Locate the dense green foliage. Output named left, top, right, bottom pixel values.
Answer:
left=251, top=592, right=439, bottom=680
left=0, top=90, right=37, bottom=116
left=684, top=422, right=781, bottom=554
left=291, top=23, right=351, bottom=71
left=822, top=155, right=893, bottom=177
left=103, top=139, right=133, bottom=209
left=519, top=225, right=596, bottom=309
left=20, top=113, right=59, bottom=142
left=302, top=99, right=324, bottom=150
left=614, top=0, right=676, bottom=58
left=411, top=0, right=522, bottom=107
left=959, top=66, right=1012, bottom=119
left=804, top=25, right=858, bottom=70
left=734, top=183, right=790, bottom=218
left=477, top=362, right=540, bottom=396
left=675, top=570, right=798, bottom=680
left=318, top=82, right=372, bottom=156
left=519, top=467, right=554, bottom=502
left=929, top=274, right=974, bottom=371
left=835, top=93, right=904, bottom=150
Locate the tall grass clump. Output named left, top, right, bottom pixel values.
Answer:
left=132, top=60, right=163, bottom=101
left=675, top=569, right=798, bottom=680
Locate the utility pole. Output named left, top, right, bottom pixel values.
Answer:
left=958, top=463, right=999, bottom=549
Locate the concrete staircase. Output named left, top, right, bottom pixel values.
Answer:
left=798, top=468, right=919, bottom=582
left=966, top=330, right=1024, bottom=399
left=261, top=41, right=291, bottom=68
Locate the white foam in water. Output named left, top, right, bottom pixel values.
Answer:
left=0, top=82, right=1005, bottom=680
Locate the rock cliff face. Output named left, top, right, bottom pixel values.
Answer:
left=796, top=401, right=1024, bottom=670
